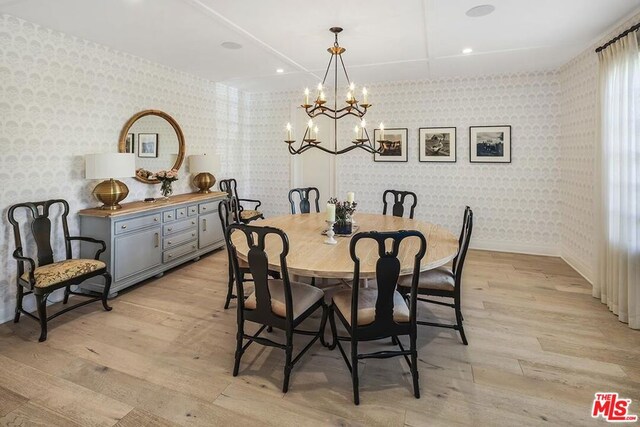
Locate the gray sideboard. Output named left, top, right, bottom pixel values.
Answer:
left=78, top=192, right=227, bottom=295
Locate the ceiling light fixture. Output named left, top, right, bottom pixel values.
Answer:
left=462, top=48, right=473, bottom=54
left=221, top=41, right=242, bottom=50
left=465, top=4, right=495, bottom=18
left=276, top=68, right=284, bottom=73
left=285, top=27, right=390, bottom=156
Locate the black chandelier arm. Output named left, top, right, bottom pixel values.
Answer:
left=305, top=104, right=366, bottom=118
left=338, top=54, right=352, bottom=86
left=289, top=141, right=384, bottom=156
left=307, top=109, right=365, bottom=121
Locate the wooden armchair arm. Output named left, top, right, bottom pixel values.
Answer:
left=12, top=248, right=35, bottom=283
left=238, top=198, right=262, bottom=210
left=67, top=236, right=107, bottom=260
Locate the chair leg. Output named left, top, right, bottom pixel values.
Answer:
left=101, top=273, right=113, bottom=311
left=328, top=305, right=338, bottom=350
left=318, top=303, right=329, bottom=347
left=233, top=319, right=244, bottom=376
left=456, top=309, right=468, bottom=345
left=283, top=328, right=293, bottom=393
left=224, top=263, right=234, bottom=310
left=351, top=340, right=360, bottom=405
left=311, top=277, right=316, bottom=287
left=63, top=285, right=71, bottom=304
left=14, top=285, right=24, bottom=323
left=410, top=331, right=420, bottom=398
left=35, top=293, right=48, bottom=342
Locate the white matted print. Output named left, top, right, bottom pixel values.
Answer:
left=469, top=125, right=511, bottom=163
left=138, top=133, right=159, bottom=158
left=419, top=127, right=456, bottom=162
left=373, top=128, right=408, bottom=162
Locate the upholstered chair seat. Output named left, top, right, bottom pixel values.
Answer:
left=332, top=288, right=410, bottom=326
left=240, top=209, right=262, bottom=221
left=398, top=266, right=455, bottom=292
left=20, top=259, right=106, bottom=289
left=244, top=279, right=324, bottom=320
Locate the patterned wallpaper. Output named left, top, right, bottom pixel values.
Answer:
left=558, top=11, right=640, bottom=283
left=0, top=14, right=248, bottom=322
left=247, top=72, right=563, bottom=255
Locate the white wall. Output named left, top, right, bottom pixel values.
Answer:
left=247, top=72, right=563, bottom=256
left=0, top=14, right=248, bottom=322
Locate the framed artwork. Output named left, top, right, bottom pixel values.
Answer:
left=125, top=133, right=135, bottom=154
left=469, top=125, right=511, bottom=163
left=138, top=133, right=159, bottom=158
left=419, top=127, right=456, bottom=162
left=373, top=128, right=408, bottom=162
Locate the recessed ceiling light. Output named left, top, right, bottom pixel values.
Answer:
left=276, top=68, right=284, bottom=73
left=465, top=4, right=495, bottom=17
left=221, top=41, right=243, bottom=50
left=462, top=48, right=473, bottom=54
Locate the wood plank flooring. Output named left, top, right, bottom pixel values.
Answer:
left=0, top=249, right=638, bottom=426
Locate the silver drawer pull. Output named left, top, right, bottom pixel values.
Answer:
left=154, top=217, right=158, bottom=222
left=203, top=219, right=207, bottom=232
left=168, top=254, right=172, bottom=258
left=192, top=233, right=196, bottom=237
left=121, top=225, right=127, bottom=229
left=192, top=245, right=196, bottom=249
left=167, top=227, right=173, bottom=232
left=191, top=221, right=196, bottom=225
left=168, top=214, right=172, bottom=218
left=168, top=241, right=172, bottom=245
left=202, top=207, right=207, bottom=211
left=154, top=233, right=159, bottom=248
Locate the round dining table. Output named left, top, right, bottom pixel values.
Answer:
left=231, top=212, right=459, bottom=280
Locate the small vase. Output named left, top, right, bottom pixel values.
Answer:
left=160, top=181, right=173, bottom=199
left=334, top=220, right=353, bottom=235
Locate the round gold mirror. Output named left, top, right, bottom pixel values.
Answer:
left=118, top=110, right=185, bottom=184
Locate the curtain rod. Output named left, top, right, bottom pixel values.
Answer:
left=595, top=22, right=640, bottom=53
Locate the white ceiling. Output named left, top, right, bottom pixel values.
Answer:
left=1, top=0, right=639, bottom=92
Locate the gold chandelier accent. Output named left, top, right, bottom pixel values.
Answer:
left=285, top=27, right=395, bottom=155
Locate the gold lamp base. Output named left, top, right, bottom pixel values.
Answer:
left=193, top=172, right=216, bottom=193
left=93, top=178, right=129, bottom=210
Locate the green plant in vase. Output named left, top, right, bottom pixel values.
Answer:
left=154, top=169, right=179, bottom=199
left=328, top=197, right=357, bottom=235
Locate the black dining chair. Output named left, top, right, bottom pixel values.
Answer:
left=219, top=178, right=264, bottom=224
left=7, top=199, right=112, bottom=342
left=397, top=206, right=473, bottom=344
left=382, top=190, right=418, bottom=219
left=288, top=187, right=320, bottom=214
left=329, top=230, right=427, bottom=405
left=226, top=223, right=328, bottom=393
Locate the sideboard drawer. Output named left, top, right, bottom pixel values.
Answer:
left=163, top=229, right=197, bottom=250
left=163, top=210, right=176, bottom=222
left=176, top=207, right=187, bottom=220
left=199, top=201, right=216, bottom=214
left=163, top=241, right=198, bottom=263
left=163, top=218, right=197, bottom=236
left=187, top=204, right=198, bottom=216
left=114, top=213, right=161, bottom=235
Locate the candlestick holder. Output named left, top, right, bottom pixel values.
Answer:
left=324, top=220, right=337, bottom=245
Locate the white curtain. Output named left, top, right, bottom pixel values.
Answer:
left=596, top=30, right=640, bottom=329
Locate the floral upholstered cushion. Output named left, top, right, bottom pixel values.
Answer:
left=240, top=210, right=262, bottom=220
left=20, top=259, right=106, bottom=288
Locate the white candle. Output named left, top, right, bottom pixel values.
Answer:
left=286, top=123, right=292, bottom=140
left=346, top=91, right=352, bottom=102
left=362, top=87, right=368, bottom=104
left=326, top=203, right=336, bottom=222
left=319, top=91, right=326, bottom=102
left=354, top=125, right=359, bottom=137
left=360, top=119, right=366, bottom=140
left=304, top=88, right=309, bottom=105
left=349, top=82, right=355, bottom=92
left=347, top=192, right=355, bottom=203
left=314, top=126, right=319, bottom=140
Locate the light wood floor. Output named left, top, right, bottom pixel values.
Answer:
left=0, top=249, right=638, bottom=426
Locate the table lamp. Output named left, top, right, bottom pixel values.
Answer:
left=85, top=153, right=136, bottom=210
left=190, top=154, right=220, bottom=193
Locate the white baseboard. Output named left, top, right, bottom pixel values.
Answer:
left=560, top=253, right=595, bottom=285
left=470, top=239, right=559, bottom=257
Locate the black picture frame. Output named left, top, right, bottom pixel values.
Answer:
left=138, top=133, right=159, bottom=158
left=373, top=128, right=408, bottom=162
left=419, top=127, right=456, bottom=162
left=125, top=133, right=135, bottom=154
left=469, top=125, right=511, bottom=163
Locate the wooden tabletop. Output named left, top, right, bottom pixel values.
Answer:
left=78, top=192, right=227, bottom=217
left=231, top=212, right=459, bottom=279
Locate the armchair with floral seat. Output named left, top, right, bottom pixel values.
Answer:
left=8, top=199, right=112, bottom=342
left=219, top=178, right=264, bottom=224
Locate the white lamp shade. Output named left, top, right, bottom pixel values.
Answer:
left=190, top=154, right=220, bottom=174
left=85, top=153, right=136, bottom=180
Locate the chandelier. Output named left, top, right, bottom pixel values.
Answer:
left=285, top=27, right=396, bottom=155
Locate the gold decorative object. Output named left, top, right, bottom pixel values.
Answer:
left=193, top=172, right=216, bottom=193
left=189, top=154, right=220, bottom=194
left=85, top=153, right=136, bottom=210
left=284, top=27, right=386, bottom=155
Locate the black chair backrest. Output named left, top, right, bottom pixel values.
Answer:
left=452, top=207, right=473, bottom=288
left=288, top=187, right=320, bottom=214
left=226, top=223, right=293, bottom=322
left=8, top=200, right=71, bottom=275
left=218, top=198, right=238, bottom=231
left=350, top=230, right=427, bottom=338
left=382, top=190, right=417, bottom=219
left=219, top=178, right=241, bottom=220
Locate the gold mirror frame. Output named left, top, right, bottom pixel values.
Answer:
left=118, top=109, right=186, bottom=184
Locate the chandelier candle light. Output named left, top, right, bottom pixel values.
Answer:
left=285, top=27, right=397, bottom=155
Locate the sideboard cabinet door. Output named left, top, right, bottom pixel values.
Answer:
left=199, top=212, right=223, bottom=249
left=114, top=227, right=162, bottom=281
